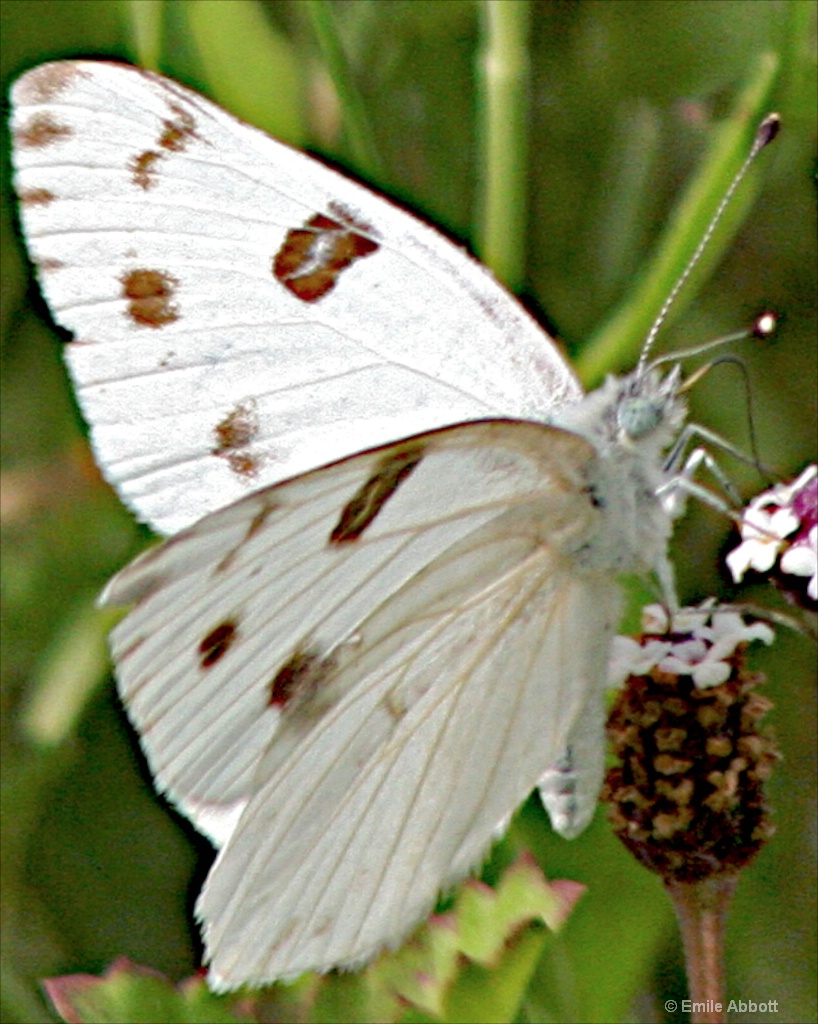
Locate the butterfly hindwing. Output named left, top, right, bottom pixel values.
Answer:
left=198, top=549, right=618, bottom=986
left=103, top=421, right=600, bottom=844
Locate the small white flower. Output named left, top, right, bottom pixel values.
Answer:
left=659, top=637, right=709, bottom=672
left=726, top=505, right=799, bottom=581
left=771, top=464, right=818, bottom=506
left=671, top=600, right=716, bottom=638
left=726, top=465, right=817, bottom=607
left=690, top=659, right=733, bottom=689
left=658, top=636, right=725, bottom=688
left=780, top=525, right=817, bottom=601
left=707, top=609, right=774, bottom=653
left=608, top=635, right=672, bottom=686
left=641, top=604, right=669, bottom=634
left=608, top=601, right=774, bottom=690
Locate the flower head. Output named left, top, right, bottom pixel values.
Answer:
left=603, top=602, right=778, bottom=883
left=608, top=600, right=774, bottom=691
left=727, top=464, right=818, bottom=609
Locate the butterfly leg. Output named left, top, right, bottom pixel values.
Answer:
left=658, top=413, right=760, bottom=522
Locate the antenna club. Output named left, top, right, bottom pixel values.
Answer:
left=753, top=312, right=777, bottom=338
left=756, top=113, right=781, bottom=149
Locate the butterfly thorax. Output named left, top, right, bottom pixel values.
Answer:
left=550, top=368, right=687, bottom=578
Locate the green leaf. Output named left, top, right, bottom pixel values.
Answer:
left=181, top=0, right=305, bottom=146
left=44, top=959, right=251, bottom=1024
left=309, top=853, right=582, bottom=1023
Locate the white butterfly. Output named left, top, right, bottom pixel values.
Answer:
left=10, top=61, right=764, bottom=990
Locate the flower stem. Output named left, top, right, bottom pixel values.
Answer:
left=666, top=874, right=738, bottom=1024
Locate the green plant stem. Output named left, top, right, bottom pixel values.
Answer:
left=475, top=0, right=530, bottom=290
left=305, top=0, right=384, bottom=179
left=666, top=874, right=738, bottom=1024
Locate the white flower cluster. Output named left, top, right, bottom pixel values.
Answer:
left=608, top=601, right=774, bottom=690
left=726, top=465, right=818, bottom=603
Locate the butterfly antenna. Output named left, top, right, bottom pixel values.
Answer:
left=681, top=352, right=773, bottom=483
left=636, top=113, right=780, bottom=376
left=649, top=310, right=777, bottom=371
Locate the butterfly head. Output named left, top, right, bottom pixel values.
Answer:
left=615, top=364, right=685, bottom=447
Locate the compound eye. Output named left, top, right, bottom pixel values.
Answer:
left=618, top=396, right=663, bottom=438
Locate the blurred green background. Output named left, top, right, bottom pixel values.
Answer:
left=1, top=2, right=815, bottom=1022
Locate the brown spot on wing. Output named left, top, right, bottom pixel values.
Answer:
left=130, top=102, right=198, bottom=189
left=269, top=647, right=336, bottom=710
left=213, top=498, right=280, bottom=575
left=131, top=150, right=161, bottom=190
left=273, top=206, right=379, bottom=303
left=160, top=103, right=197, bottom=151
left=213, top=402, right=258, bottom=451
left=18, top=187, right=56, bottom=206
left=36, top=258, right=64, bottom=272
left=226, top=452, right=259, bottom=477
left=245, top=500, right=278, bottom=541
left=330, top=444, right=425, bottom=544
left=14, top=63, right=83, bottom=104
left=199, top=621, right=238, bottom=669
left=212, top=401, right=261, bottom=479
left=15, top=113, right=71, bottom=149
left=121, top=268, right=179, bottom=327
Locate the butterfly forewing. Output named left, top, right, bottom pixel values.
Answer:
left=11, top=61, right=581, bottom=536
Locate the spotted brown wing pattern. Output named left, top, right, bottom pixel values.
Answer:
left=10, top=60, right=581, bottom=537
